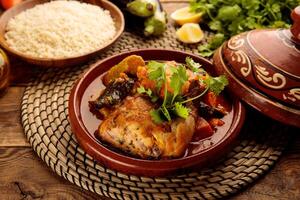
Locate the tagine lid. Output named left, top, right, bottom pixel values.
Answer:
left=213, top=6, right=300, bottom=128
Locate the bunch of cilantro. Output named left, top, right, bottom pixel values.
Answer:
left=138, top=57, right=228, bottom=124
left=190, top=0, right=300, bottom=57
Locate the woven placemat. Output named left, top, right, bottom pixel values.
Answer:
left=21, top=25, right=290, bottom=200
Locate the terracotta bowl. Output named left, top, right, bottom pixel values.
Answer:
left=68, top=49, right=246, bottom=177
left=0, top=0, right=124, bottom=68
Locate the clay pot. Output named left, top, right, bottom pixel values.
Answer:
left=213, top=6, right=300, bottom=128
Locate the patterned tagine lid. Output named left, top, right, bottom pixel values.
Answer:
left=213, top=6, right=300, bottom=128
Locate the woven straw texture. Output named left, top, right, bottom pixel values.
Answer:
left=21, top=25, right=290, bottom=200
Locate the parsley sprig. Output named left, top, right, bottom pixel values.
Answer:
left=138, top=58, right=228, bottom=124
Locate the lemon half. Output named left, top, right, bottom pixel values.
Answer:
left=171, top=7, right=202, bottom=26
left=176, top=23, right=204, bottom=44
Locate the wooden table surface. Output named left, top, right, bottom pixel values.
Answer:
left=0, top=1, right=300, bottom=199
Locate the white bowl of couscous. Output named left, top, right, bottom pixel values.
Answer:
left=0, top=0, right=124, bottom=67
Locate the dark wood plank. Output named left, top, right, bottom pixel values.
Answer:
left=0, top=147, right=107, bottom=200
left=0, top=135, right=299, bottom=200
left=0, top=87, right=29, bottom=147
left=9, top=59, right=42, bottom=86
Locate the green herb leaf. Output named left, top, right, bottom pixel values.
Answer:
left=146, top=59, right=212, bottom=124
left=185, top=57, right=202, bottom=72
left=209, top=33, right=225, bottom=49
left=160, top=105, right=171, bottom=122
left=150, top=109, right=164, bottom=124
left=147, top=61, right=167, bottom=92
left=208, top=20, right=223, bottom=32
left=137, top=85, right=148, bottom=94
left=147, top=61, right=165, bottom=80
left=173, top=102, right=190, bottom=119
left=217, top=5, right=241, bottom=22
left=205, top=75, right=229, bottom=95
left=190, top=0, right=298, bottom=57
left=198, top=44, right=214, bottom=57
left=137, top=86, right=158, bottom=102
left=170, top=65, right=188, bottom=104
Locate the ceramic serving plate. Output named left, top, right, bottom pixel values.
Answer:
left=68, top=49, right=246, bottom=177
left=0, top=0, right=124, bottom=67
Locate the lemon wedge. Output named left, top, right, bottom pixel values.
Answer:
left=176, top=23, right=204, bottom=44
left=171, top=7, right=202, bottom=26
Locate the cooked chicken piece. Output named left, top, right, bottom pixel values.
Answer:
left=97, top=96, right=196, bottom=159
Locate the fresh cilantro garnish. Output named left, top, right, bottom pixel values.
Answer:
left=161, top=105, right=172, bottom=122
left=147, top=61, right=165, bottom=90
left=185, top=57, right=201, bottom=72
left=146, top=61, right=190, bottom=123
left=150, top=109, right=164, bottom=124
left=137, top=86, right=158, bottom=102
left=170, top=64, right=188, bottom=104
left=145, top=58, right=228, bottom=124
left=172, top=102, right=190, bottom=119
left=198, top=33, right=225, bottom=57
left=205, top=75, right=229, bottom=95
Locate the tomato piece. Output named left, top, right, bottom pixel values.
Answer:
left=209, top=118, right=225, bottom=127
left=193, top=117, right=214, bottom=140
left=1, top=0, right=22, bottom=10
left=203, top=91, right=217, bottom=107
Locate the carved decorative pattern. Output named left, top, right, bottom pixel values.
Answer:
left=228, top=35, right=245, bottom=50
left=228, top=35, right=252, bottom=77
left=255, top=65, right=286, bottom=89
left=283, top=88, right=300, bottom=102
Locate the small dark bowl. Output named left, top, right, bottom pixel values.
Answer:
left=68, top=49, right=246, bottom=177
left=0, top=0, right=124, bottom=67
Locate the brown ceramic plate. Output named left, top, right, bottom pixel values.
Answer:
left=0, top=0, right=124, bottom=67
left=69, top=49, right=246, bottom=177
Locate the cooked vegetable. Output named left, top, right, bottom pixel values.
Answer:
left=198, top=101, right=225, bottom=118
left=190, top=0, right=300, bottom=56
left=1, top=0, right=22, bottom=10
left=90, top=55, right=230, bottom=159
left=89, top=76, right=134, bottom=110
left=209, top=118, right=225, bottom=127
left=103, top=55, right=145, bottom=85
left=144, top=60, right=189, bottom=123
left=194, top=117, right=214, bottom=140
left=139, top=57, right=228, bottom=123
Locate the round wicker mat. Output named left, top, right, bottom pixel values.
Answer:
left=21, top=26, right=290, bottom=200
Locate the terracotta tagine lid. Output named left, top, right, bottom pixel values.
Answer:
left=213, top=6, right=300, bottom=128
